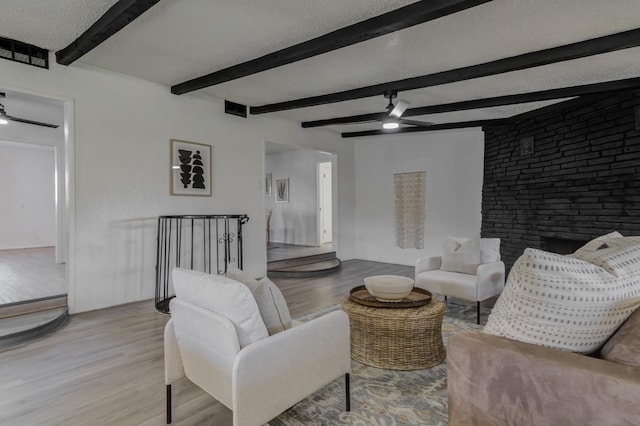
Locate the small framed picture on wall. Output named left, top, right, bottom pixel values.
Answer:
left=265, top=173, right=272, bottom=196
left=275, top=178, right=289, bottom=203
left=170, top=139, right=212, bottom=196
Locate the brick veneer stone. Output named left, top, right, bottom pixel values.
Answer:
left=482, top=90, right=640, bottom=272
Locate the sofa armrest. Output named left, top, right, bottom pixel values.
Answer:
left=448, top=330, right=640, bottom=426
left=233, top=310, right=351, bottom=426
left=415, top=256, right=442, bottom=276
left=475, top=261, right=505, bottom=301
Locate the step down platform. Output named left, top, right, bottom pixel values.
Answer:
left=267, top=252, right=341, bottom=278
left=0, top=295, right=69, bottom=350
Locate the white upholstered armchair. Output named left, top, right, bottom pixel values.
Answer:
left=415, top=237, right=505, bottom=324
left=164, top=268, right=351, bottom=425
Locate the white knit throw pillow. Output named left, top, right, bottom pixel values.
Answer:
left=484, top=238, right=640, bottom=353
left=440, top=236, right=481, bottom=275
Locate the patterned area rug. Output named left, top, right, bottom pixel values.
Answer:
left=268, top=301, right=487, bottom=426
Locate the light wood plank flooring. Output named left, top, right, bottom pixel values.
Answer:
left=0, top=260, right=415, bottom=425
left=0, top=247, right=66, bottom=305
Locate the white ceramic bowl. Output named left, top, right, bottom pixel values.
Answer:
left=364, top=275, right=414, bottom=301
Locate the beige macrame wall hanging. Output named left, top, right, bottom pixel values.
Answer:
left=394, top=171, right=426, bottom=249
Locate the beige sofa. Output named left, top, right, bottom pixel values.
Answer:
left=447, top=307, right=640, bottom=425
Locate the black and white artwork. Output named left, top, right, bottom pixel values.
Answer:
left=265, top=173, right=272, bottom=196
left=275, top=178, right=289, bottom=203
left=170, top=139, right=211, bottom=196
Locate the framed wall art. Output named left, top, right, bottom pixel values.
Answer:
left=275, top=178, right=289, bottom=203
left=170, top=139, right=212, bottom=196
left=265, top=173, right=272, bottom=196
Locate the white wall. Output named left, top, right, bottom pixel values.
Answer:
left=0, top=141, right=55, bottom=249
left=265, top=149, right=333, bottom=246
left=0, top=57, right=355, bottom=313
left=354, top=129, right=485, bottom=266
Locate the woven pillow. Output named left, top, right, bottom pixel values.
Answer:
left=484, top=241, right=640, bottom=354
left=440, top=236, right=481, bottom=275
left=172, top=268, right=268, bottom=347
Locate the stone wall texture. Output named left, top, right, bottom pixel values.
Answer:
left=482, top=90, right=640, bottom=271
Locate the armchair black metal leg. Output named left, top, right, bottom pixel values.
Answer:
left=166, top=384, right=172, bottom=424
left=345, top=373, right=351, bottom=412
left=476, top=301, right=481, bottom=325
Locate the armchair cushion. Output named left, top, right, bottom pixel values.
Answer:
left=255, top=277, right=292, bottom=335
left=416, top=269, right=478, bottom=300
left=480, top=238, right=501, bottom=263
left=441, top=236, right=481, bottom=275
left=226, top=267, right=261, bottom=292
left=601, top=307, right=640, bottom=368
left=173, top=268, right=268, bottom=347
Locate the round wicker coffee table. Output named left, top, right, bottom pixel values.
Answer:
left=341, top=294, right=446, bottom=370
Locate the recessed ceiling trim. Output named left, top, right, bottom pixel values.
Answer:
left=170, top=0, right=493, bottom=95
left=302, top=77, right=640, bottom=128
left=252, top=27, right=640, bottom=115
left=56, top=0, right=162, bottom=66
left=341, top=118, right=509, bottom=138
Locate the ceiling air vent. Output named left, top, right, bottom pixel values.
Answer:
left=225, top=100, right=247, bottom=118
left=0, top=36, right=49, bottom=69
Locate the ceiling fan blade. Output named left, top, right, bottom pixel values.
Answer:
left=389, top=100, right=410, bottom=118
left=398, top=118, right=433, bottom=127
left=7, top=115, right=59, bottom=128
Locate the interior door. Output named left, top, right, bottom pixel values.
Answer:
left=319, top=162, right=332, bottom=244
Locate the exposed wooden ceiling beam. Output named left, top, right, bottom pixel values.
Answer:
left=56, top=0, right=161, bottom=66
left=252, top=28, right=640, bottom=114
left=341, top=119, right=510, bottom=138
left=342, top=92, right=615, bottom=138
left=302, top=77, right=640, bottom=127
left=505, top=93, right=610, bottom=124
left=171, top=0, right=493, bottom=95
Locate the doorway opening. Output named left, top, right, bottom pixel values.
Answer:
left=264, top=142, right=340, bottom=276
left=318, top=161, right=333, bottom=245
left=0, top=88, right=71, bottom=345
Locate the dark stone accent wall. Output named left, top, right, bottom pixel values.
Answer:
left=482, top=90, right=640, bottom=272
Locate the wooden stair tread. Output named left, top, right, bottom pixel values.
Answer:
left=269, top=259, right=341, bottom=272
left=0, top=307, right=68, bottom=349
left=267, top=252, right=337, bottom=270
left=0, top=294, right=67, bottom=319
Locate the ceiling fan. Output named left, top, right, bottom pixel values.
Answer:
left=379, top=90, right=433, bottom=130
left=0, top=92, right=59, bottom=129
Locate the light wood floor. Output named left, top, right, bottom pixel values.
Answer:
left=0, top=247, right=66, bottom=305
left=0, top=259, right=415, bottom=426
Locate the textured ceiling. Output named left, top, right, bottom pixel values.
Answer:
left=0, top=0, right=119, bottom=50
left=2, top=0, right=640, bottom=134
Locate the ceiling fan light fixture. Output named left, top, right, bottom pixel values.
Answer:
left=389, top=100, right=410, bottom=118
left=382, top=120, right=399, bottom=129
